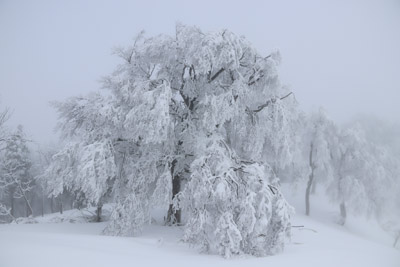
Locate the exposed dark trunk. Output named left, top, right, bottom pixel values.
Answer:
left=96, top=204, right=103, bottom=222
left=165, top=77, right=197, bottom=226
left=339, top=202, right=346, bottom=225
left=166, top=159, right=181, bottom=225
left=305, top=143, right=314, bottom=216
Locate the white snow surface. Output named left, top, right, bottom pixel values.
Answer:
left=0, top=186, right=399, bottom=267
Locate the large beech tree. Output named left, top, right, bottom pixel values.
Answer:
left=44, top=24, right=298, bottom=257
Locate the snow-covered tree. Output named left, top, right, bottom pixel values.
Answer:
left=0, top=105, right=11, bottom=151
left=0, top=125, right=33, bottom=217
left=348, top=117, right=400, bottom=219
left=302, top=110, right=335, bottom=216
left=48, top=24, right=296, bottom=256
left=0, top=106, right=17, bottom=221
left=327, top=125, right=389, bottom=225
left=346, top=117, right=400, bottom=241
left=41, top=140, right=116, bottom=220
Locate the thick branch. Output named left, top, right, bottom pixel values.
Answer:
left=208, top=68, right=225, bottom=83
left=248, top=92, right=293, bottom=113
left=248, top=73, right=264, bottom=86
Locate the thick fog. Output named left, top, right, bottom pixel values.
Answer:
left=0, top=0, right=399, bottom=144
left=2, top=2, right=400, bottom=265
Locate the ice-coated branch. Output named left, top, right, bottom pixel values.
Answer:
left=250, top=92, right=293, bottom=113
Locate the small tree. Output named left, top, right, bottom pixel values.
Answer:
left=327, top=126, right=388, bottom=225
left=303, top=110, right=335, bottom=216
left=41, top=140, right=116, bottom=221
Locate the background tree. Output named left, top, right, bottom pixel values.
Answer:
left=326, top=126, right=387, bottom=225
left=40, top=140, right=116, bottom=221
left=302, top=110, right=335, bottom=216
left=0, top=105, right=15, bottom=221
left=0, top=107, right=11, bottom=151
left=32, top=143, right=60, bottom=216
left=0, top=125, right=33, bottom=217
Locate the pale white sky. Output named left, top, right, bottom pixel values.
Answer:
left=1, top=0, right=399, bottom=144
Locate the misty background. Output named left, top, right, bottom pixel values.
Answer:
left=1, top=0, right=399, bottom=145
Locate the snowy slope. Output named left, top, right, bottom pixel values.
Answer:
left=0, top=188, right=399, bottom=267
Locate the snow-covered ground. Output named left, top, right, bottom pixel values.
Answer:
left=0, top=186, right=399, bottom=267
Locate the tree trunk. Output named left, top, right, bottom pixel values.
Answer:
left=305, top=174, right=313, bottom=216
left=166, top=159, right=181, bottom=225
left=393, top=231, right=400, bottom=248
left=305, top=143, right=314, bottom=216
left=59, top=196, right=63, bottom=215
left=167, top=176, right=181, bottom=224
left=311, top=179, right=317, bottom=194
left=10, top=189, right=15, bottom=217
left=50, top=197, right=54, bottom=213
left=16, top=182, right=33, bottom=217
left=9, top=177, right=33, bottom=217
left=339, top=202, right=346, bottom=225
left=24, top=199, right=32, bottom=217
left=70, top=197, right=74, bottom=210
left=41, top=191, right=45, bottom=217
left=26, top=201, right=32, bottom=217
left=96, top=204, right=102, bottom=222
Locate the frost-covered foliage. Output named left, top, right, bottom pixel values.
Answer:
left=40, top=140, right=116, bottom=209
left=346, top=118, right=400, bottom=221
left=0, top=106, right=11, bottom=152
left=283, top=110, right=397, bottom=224
left=179, top=137, right=292, bottom=257
left=0, top=126, right=33, bottom=217
left=301, top=110, right=336, bottom=215
left=44, top=24, right=296, bottom=256
left=306, top=111, right=335, bottom=178
left=325, top=125, right=391, bottom=224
